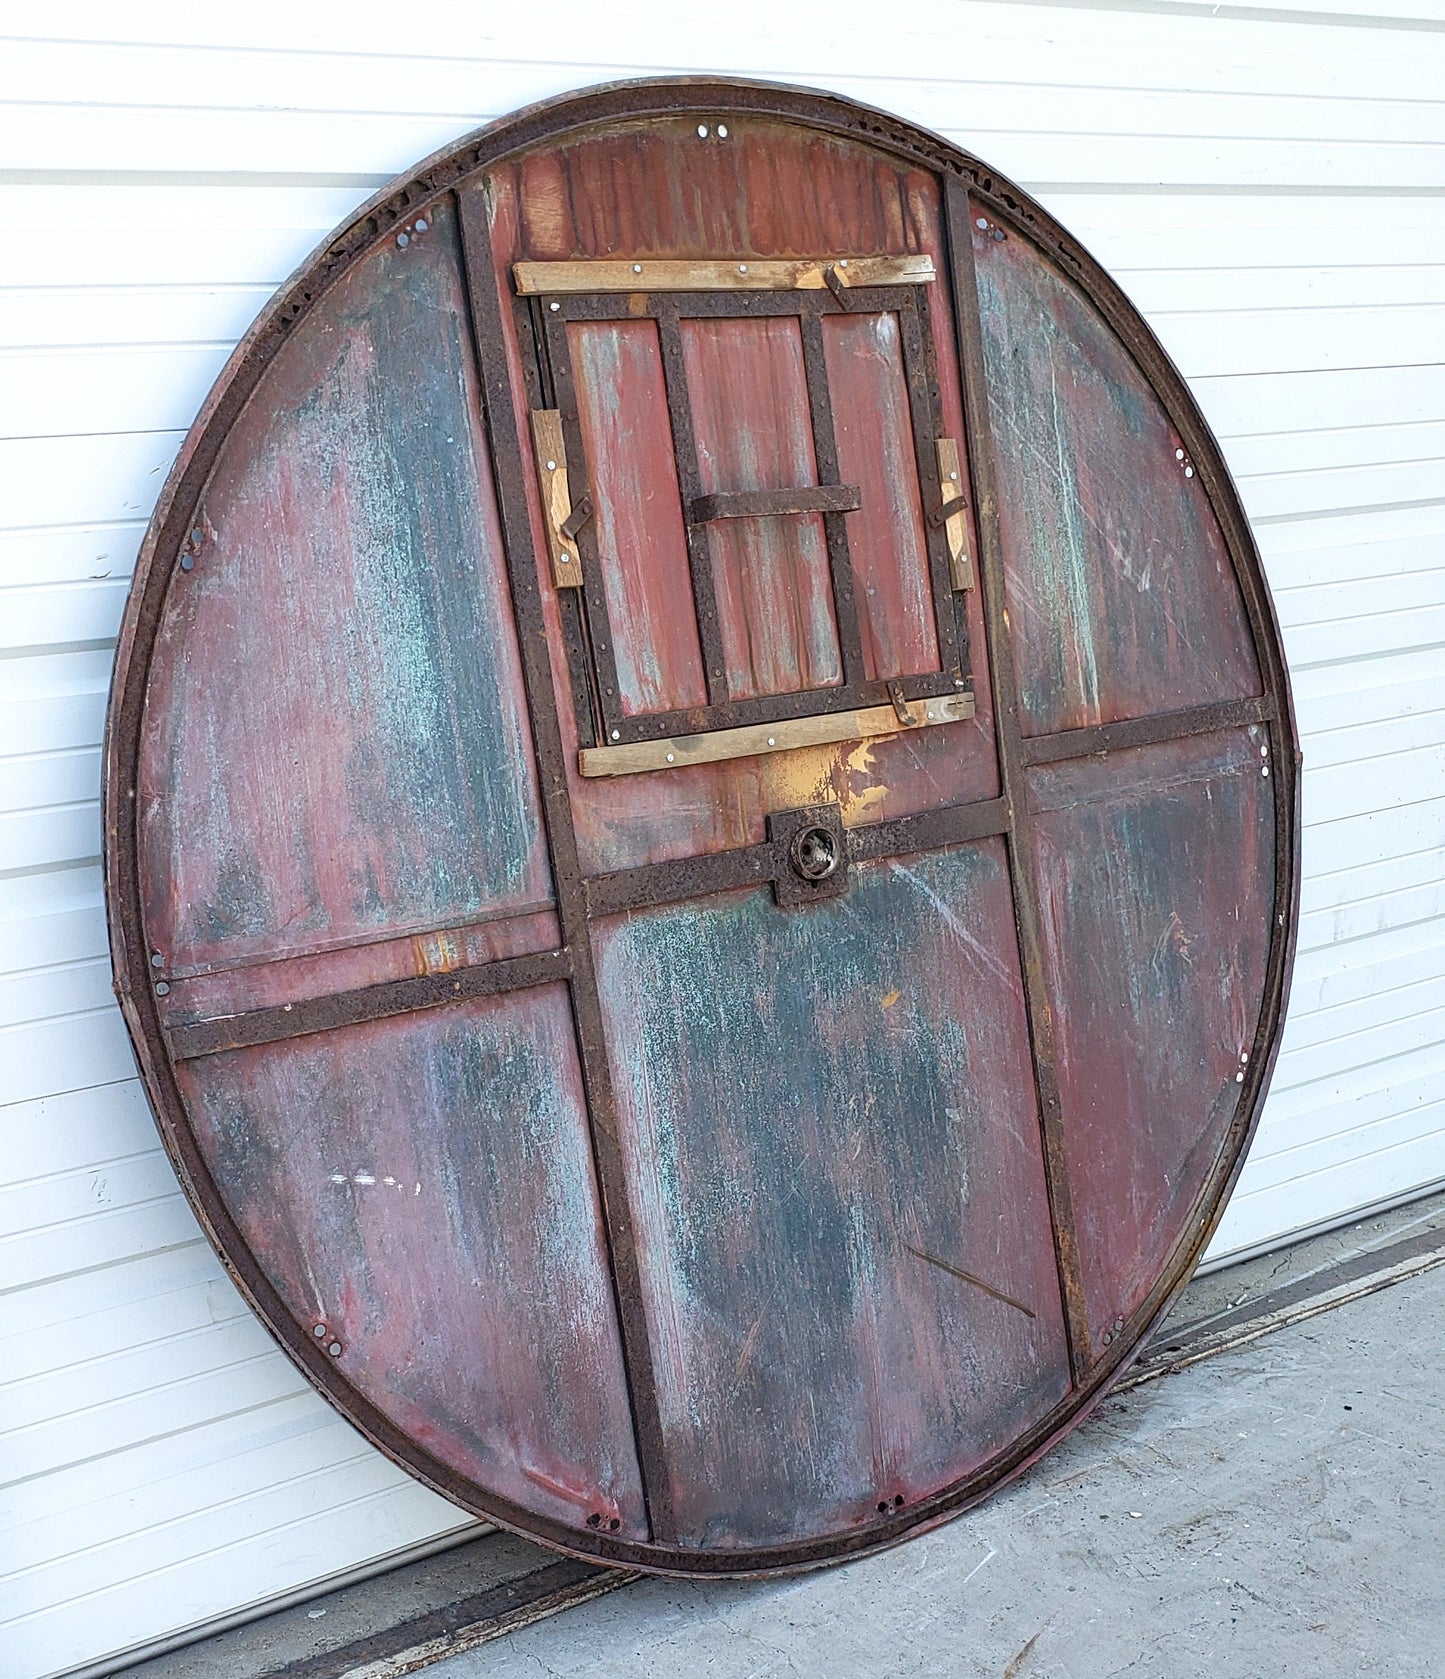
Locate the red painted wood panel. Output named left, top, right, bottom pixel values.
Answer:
left=157, top=909, right=561, bottom=1026
left=138, top=198, right=551, bottom=974
left=1027, top=728, right=1275, bottom=1351
left=972, top=211, right=1261, bottom=736
left=594, top=842, right=1069, bottom=1549
left=177, top=984, right=646, bottom=1538
left=681, top=315, right=841, bottom=698
left=568, top=319, right=708, bottom=717
left=822, top=309, right=938, bottom=681
left=480, top=124, right=1000, bottom=878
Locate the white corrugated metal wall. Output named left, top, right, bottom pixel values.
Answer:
left=3, top=3, right=1442, bottom=1674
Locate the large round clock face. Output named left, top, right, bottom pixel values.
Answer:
left=106, top=79, right=1297, bottom=1574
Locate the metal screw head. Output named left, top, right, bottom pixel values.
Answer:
left=549, top=301, right=560, bottom=312
left=154, top=980, right=170, bottom=996
left=313, top=1323, right=327, bottom=1338
left=717, top=124, right=729, bottom=138
left=697, top=124, right=709, bottom=138
left=179, top=553, right=195, bottom=572
left=328, top=1341, right=343, bottom=1357
left=396, top=232, right=409, bottom=248
left=633, top=263, right=643, bottom=274
left=150, top=951, right=164, bottom=968
left=611, top=729, right=620, bottom=741
left=414, top=218, right=427, bottom=233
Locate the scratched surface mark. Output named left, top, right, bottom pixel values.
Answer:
left=138, top=196, right=549, bottom=982
left=1027, top=729, right=1275, bottom=1350
left=176, top=984, right=646, bottom=1538
left=972, top=212, right=1260, bottom=737
left=594, top=842, right=1069, bottom=1549
left=568, top=319, right=708, bottom=716
left=483, top=120, right=999, bottom=877
left=682, top=314, right=842, bottom=698
left=822, top=309, right=938, bottom=682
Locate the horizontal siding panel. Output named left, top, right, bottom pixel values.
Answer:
left=0, top=185, right=371, bottom=291
left=5, top=4, right=1445, bottom=102
left=2, top=345, right=233, bottom=442
left=0, top=433, right=181, bottom=541
left=0, top=802, right=103, bottom=877
left=1193, top=363, right=1445, bottom=438
left=1, top=1011, right=136, bottom=1109
left=6, top=1453, right=473, bottom=1679
left=0, top=1241, right=225, bottom=1380
left=1294, top=916, right=1445, bottom=1008
left=0, top=581, right=131, bottom=654
left=1212, top=1131, right=1445, bottom=1257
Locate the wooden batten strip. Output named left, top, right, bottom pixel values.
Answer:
left=528, top=409, right=584, bottom=588
left=513, top=255, right=936, bottom=295
left=578, top=693, right=974, bottom=779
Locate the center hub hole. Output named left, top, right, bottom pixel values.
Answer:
left=791, top=826, right=839, bottom=882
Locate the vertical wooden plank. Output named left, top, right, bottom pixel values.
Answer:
left=456, top=183, right=677, bottom=1541
left=946, top=181, right=1094, bottom=1382
left=177, top=986, right=647, bottom=1538
left=680, top=315, right=842, bottom=699
left=1027, top=730, right=1275, bottom=1348
left=137, top=198, right=552, bottom=976
left=971, top=218, right=1261, bottom=737
left=593, top=845, right=1070, bottom=1549
left=821, top=309, right=939, bottom=681
left=565, top=320, right=708, bottom=716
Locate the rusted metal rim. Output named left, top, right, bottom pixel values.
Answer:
left=105, top=77, right=1301, bottom=1577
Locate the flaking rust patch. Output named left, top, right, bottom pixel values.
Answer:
left=839, top=735, right=890, bottom=823
left=758, top=735, right=894, bottom=825
left=758, top=741, right=843, bottom=816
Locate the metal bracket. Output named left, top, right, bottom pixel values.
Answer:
left=823, top=263, right=856, bottom=312
left=886, top=679, right=917, bottom=726
left=559, top=492, right=594, bottom=541
left=767, top=803, right=849, bottom=909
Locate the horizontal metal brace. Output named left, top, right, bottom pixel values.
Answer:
left=578, top=693, right=974, bottom=779
left=691, top=485, right=861, bottom=523
left=513, top=255, right=936, bottom=295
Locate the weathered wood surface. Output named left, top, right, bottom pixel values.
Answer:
left=823, top=310, right=941, bottom=679
left=177, top=985, right=646, bottom=1536
left=593, top=843, right=1069, bottom=1549
left=513, top=254, right=936, bottom=294
left=1027, top=728, right=1275, bottom=1348
left=972, top=214, right=1261, bottom=737
left=138, top=198, right=551, bottom=993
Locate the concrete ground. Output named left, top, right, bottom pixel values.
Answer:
left=428, top=1263, right=1445, bottom=1679
left=119, top=1197, right=1445, bottom=1679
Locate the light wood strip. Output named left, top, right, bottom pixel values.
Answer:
left=527, top=409, right=584, bottom=588
left=578, top=693, right=974, bottom=778
left=513, top=255, right=935, bottom=295
left=935, top=438, right=976, bottom=591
